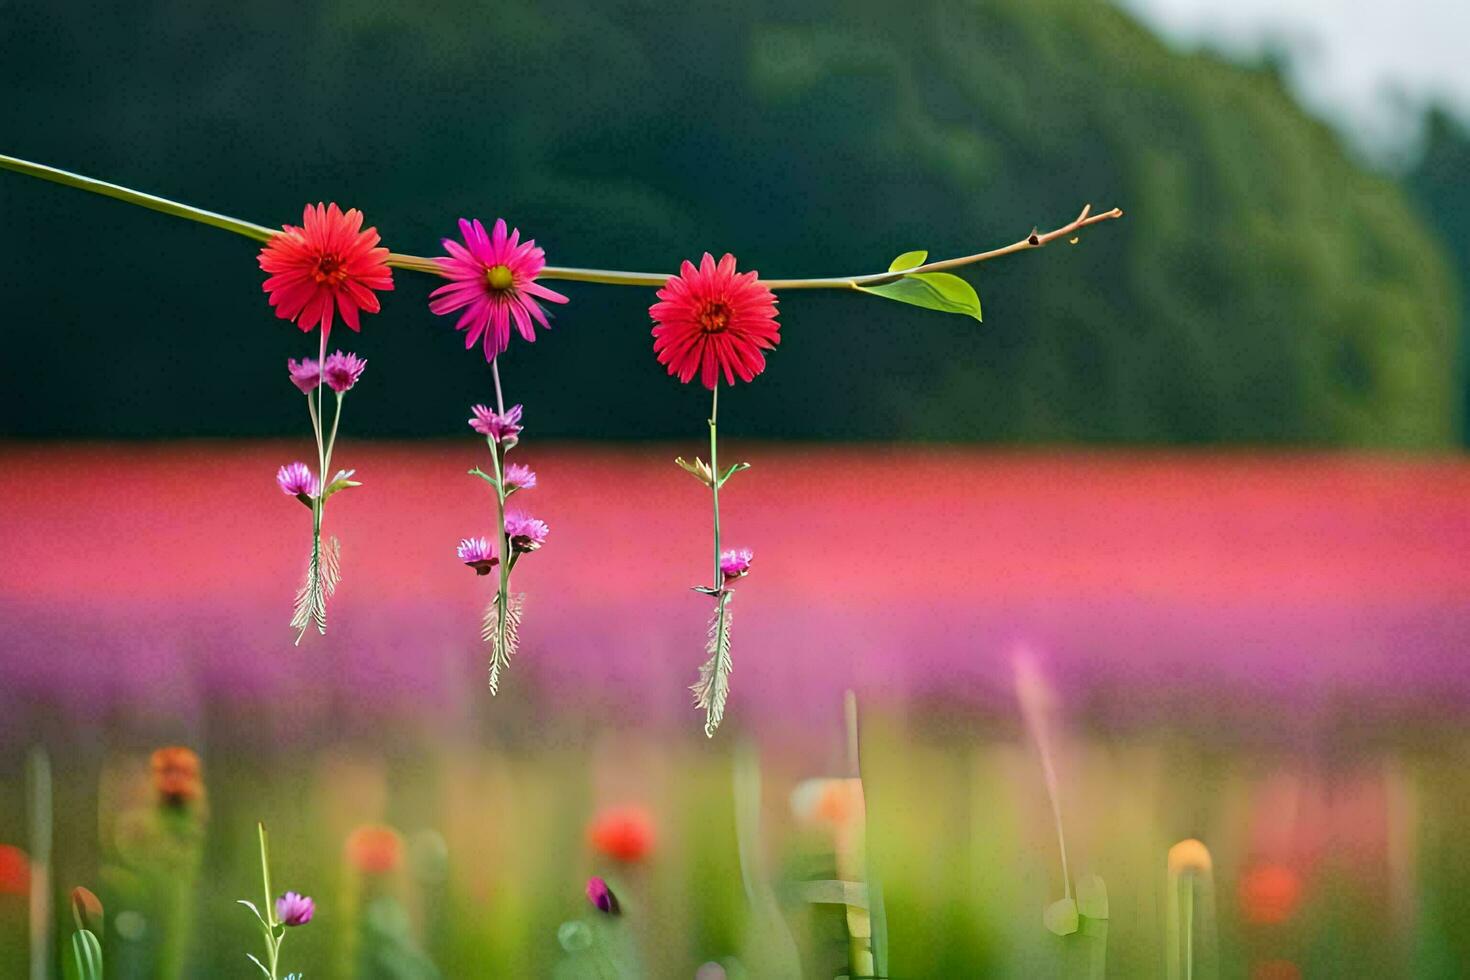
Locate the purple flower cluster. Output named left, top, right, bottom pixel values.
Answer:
left=469, top=403, right=522, bottom=447
left=276, top=462, right=319, bottom=499
left=286, top=350, right=367, bottom=395
left=457, top=537, right=499, bottom=575
left=720, top=548, right=753, bottom=584
left=505, top=512, right=550, bottom=553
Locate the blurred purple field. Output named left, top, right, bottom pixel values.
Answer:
left=3, top=442, right=1467, bottom=743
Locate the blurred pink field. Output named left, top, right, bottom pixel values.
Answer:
left=2, top=443, right=1467, bottom=737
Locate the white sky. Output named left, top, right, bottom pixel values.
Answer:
left=1119, top=0, right=1470, bottom=158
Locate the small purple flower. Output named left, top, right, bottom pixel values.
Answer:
left=505, top=513, right=549, bottom=553
left=323, top=350, right=367, bottom=393
left=503, top=463, right=537, bottom=491
left=585, top=876, right=619, bottom=916
left=276, top=462, right=319, bottom=500
left=457, top=536, right=499, bottom=576
left=469, top=403, right=523, bottom=447
left=275, top=891, right=314, bottom=927
left=287, top=357, right=321, bottom=394
left=720, top=548, right=753, bottom=583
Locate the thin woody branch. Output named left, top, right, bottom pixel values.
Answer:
left=1, top=152, right=1123, bottom=292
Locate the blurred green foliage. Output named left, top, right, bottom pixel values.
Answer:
left=1406, top=108, right=1470, bottom=444
left=3, top=719, right=1468, bottom=977
left=0, top=0, right=1458, bottom=445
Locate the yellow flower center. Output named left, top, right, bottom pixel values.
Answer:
left=486, top=264, right=515, bottom=291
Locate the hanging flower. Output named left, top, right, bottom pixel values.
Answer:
left=457, top=537, right=499, bottom=576
left=259, top=203, right=394, bottom=337
left=276, top=462, right=319, bottom=500
left=287, top=357, right=321, bottom=394
left=323, top=350, right=367, bottom=393
left=469, top=404, right=523, bottom=446
left=720, top=548, right=753, bottom=584
left=504, top=513, right=549, bottom=553
left=275, top=891, right=315, bottom=927
left=650, top=253, right=780, bottom=389
left=429, top=218, right=569, bottom=360
left=503, top=463, right=537, bottom=491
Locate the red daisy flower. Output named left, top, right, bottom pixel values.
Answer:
left=258, top=203, right=394, bottom=336
left=650, top=253, right=780, bottom=389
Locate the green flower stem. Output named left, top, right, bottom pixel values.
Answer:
left=325, top=390, right=343, bottom=478
left=294, top=330, right=330, bottom=646
left=705, top=386, right=731, bottom=735
left=0, top=153, right=1121, bottom=290
left=488, top=357, right=512, bottom=680
left=257, top=823, right=282, bottom=980
left=708, top=386, right=721, bottom=591
left=488, top=433, right=511, bottom=674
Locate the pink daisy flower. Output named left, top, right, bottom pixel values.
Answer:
left=429, top=218, right=569, bottom=361
left=276, top=462, right=319, bottom=499
left=259, top=203, right=394, bottom=337
left=720, top=548, right=753, bottom=583
left=469, top=404, right=523, bottom=446
left=503, top=463, right=537, bottom=491
left=457, top=536, right=499, bottom=576
left=504, top=513, right=549, bottom=553
left=323, top=350, right=367, bottom=393
left=650, top=253, right=780, bottom=389
left=287, top=357, right=321, bottom=394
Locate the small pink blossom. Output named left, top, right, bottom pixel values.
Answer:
left=276, top=462, right=319, bottom=499
left=287, top=357, right=321, bottom=394
left=503, top=463, right=537, bottom=491
left=429, top=218, right=570, bottom=361
left=457, top=537, right=499, bottom=576
left=323, top=350, right=366, bottom=393
left=720, top=548, right=753, bottom=583
left=504, top=513, right=549, bottom=553
left=275, top=891, right=314, bottom=927
left=585, top=876, right=619, bottom=916
left=469, top=404, right=523, bottom=447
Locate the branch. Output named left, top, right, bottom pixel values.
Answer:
left=1, top=153, right=1123, bottom=290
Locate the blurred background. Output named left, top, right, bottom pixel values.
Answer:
left=1, top=0, right=1468, bottom=977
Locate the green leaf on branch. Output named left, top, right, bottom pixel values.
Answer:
left=717, top=461, right=750, bottom=487
left=321, top=468, right=361, bottom=500
left=858, top=270, right=982, bottom=321
left=888, top=249, right=928, bottom=272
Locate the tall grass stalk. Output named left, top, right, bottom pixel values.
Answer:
left=27, top=748, right=53, bottom=980
left=732, top=743, right=802, bottom=977
left=845, top=690, right=889, bottom=979
left=1166, top=839, right=1217, bottom=980
left=1013, top=652, right=1072, bottom=904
